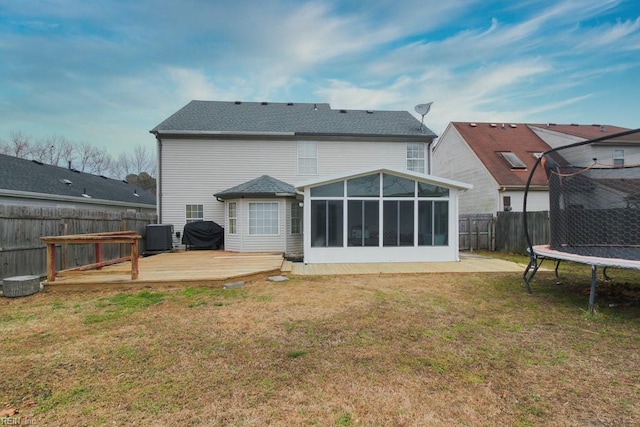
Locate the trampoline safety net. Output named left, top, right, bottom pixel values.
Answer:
left=542, top=128, right=640, bottom=260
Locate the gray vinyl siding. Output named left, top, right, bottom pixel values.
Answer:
left=432, top=127, right=499, bottom=215
left=159, top=137, right=414, bottom=236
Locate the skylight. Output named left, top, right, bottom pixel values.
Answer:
left=501, top=152, right=527, bottom=169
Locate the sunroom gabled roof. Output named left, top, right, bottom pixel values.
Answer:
left=214, top=175, right=298, bottom=200
left=295, top=167, right=472, bottom=191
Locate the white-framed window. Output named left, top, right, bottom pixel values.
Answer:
left=613, top=149, right=624, bottom=167
left=249, top=202, right=279, bottom=235
left=407, top=143, right=425, bottom=173
left=186, top=204, right=203, bottom=223
left=291, top=202, right=302, bottom=234
left=228, top=202, right=237, bottom=235
left=298, top=141, right=318, bottom=175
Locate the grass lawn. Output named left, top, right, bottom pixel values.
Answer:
left=1, top=253, right=640, bottom=425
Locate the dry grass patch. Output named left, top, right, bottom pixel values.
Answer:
left=1, top=255, right=640, bottom=425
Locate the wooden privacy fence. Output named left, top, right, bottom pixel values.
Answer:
left=0, top=205, right=157, bottom=279
left=495, top=211, right=550, bottom=254
left=458, top=214, right=495, bottom=251
left=458, top=212, right=550, bottom=253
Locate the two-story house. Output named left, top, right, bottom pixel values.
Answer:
left=432, top=122, right=634, bottom=215
left=150, top=100, right=471, bottom=263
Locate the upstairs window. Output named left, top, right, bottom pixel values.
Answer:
left=298, top=141, right=318, bottom=175
left=407, top=143, right=425, bottom=173
left=186, top=204, right=203, bottom=223
left=500, top=152, right=526, bottom=169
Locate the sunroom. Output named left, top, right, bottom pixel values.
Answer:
left=297, top=168, right=472, bottom=264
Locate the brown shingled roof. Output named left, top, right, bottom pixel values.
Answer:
left=530, top=123, right=630, bottom=140
left=451, top=122, right=552, bottom=187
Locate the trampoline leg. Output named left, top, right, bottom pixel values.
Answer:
left=523, top=255, right=539, bottom=294
left=588, top=265, right=597, bottom=314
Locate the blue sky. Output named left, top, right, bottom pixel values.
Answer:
left=1, top=0, right=639, bottom=155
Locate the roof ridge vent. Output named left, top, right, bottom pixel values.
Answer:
left=469, top=123, right=477, bottom=127
left=510, top=124, right=517, bottom=128
left=339, top=109, right=347, bottom=113
left=287, top=102, right=294, bottom=106
left=490, top=123, right=497, bottom=128
left=261, top=102, right=268, bottom=105
left=234, top=101, right=241, bottom=105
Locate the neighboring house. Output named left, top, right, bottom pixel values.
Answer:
left=150, top=100, right=471, bottom=263
left=528, top=123, right=637, bottom=167
left=432, top=122, right=636, bottom=215
left=0, top=153, right=156, bottom=213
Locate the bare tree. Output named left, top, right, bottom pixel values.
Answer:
left=31, top=135, right=75, bottom=167
left=132, top=145, right=156, bottom=176
left=6, top=131, right=32, bottom=158
left=74, top=142, right=113, bottom=175
left=110, top=151, right=133, bottom=179
left=1, top=131, right=155, bottom=182
left=110, top=144, right=156, bottom=179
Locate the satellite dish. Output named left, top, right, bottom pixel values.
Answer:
left=414, top=102, right=433, bottom=130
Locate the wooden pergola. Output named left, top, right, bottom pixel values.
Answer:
left=41, top=231, right=141, bottom=283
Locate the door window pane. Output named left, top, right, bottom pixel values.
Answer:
left=383, top=200, right=414, bottom=246
left=418, top=201, right=433, bottom=246
left=311, top=200, right=343, bottom=247
left=434, top=201, right=448, bottom=245
left=348, top=200, right=379, bottom=247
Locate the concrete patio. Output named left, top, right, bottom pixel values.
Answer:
left=282, top=252, right=528, bottom=275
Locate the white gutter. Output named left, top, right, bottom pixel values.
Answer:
left=0, top=189, right=155, bottom=210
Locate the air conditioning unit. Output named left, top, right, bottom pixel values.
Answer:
left=146, top=224, right=174, bottom=252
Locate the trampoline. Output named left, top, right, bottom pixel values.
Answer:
left=523, top=127, right=640, bottom=313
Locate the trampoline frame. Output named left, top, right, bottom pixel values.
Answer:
left=523, top=128, right=640, bottom=313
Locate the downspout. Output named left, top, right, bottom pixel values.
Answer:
left=427, top=138, right=434, bottom=174
left=153, top=132, right=163, bottom=224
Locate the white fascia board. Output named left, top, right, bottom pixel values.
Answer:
left=295, top=166, right=473, bottom=191
left=0, top=189, right=155, bottom=210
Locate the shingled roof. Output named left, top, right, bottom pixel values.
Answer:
left=0, top=153, right=156, bottom=207
left=214, top=175, right=297, bottom=200
left=151, top=100, right=436, bottom=139
left=448, top=122, right=554, bottom=188
left=530, top=123, right=631, bottom=140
